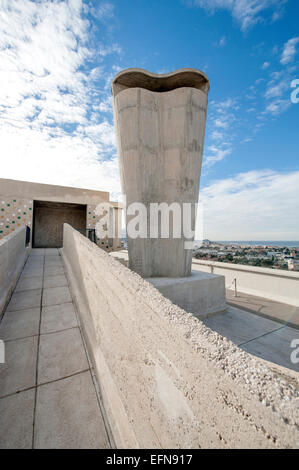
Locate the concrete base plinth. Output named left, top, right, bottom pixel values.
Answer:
left=147, top=270, right=227, bottom=319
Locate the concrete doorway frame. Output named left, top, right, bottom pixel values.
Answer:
left=32, top=200, right=87, bottom=248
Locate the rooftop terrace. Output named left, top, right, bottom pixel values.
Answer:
left=0, top=228, right=298, bottom=448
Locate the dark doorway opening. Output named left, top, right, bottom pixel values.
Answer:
left=33, top=200, right=86, bottom=248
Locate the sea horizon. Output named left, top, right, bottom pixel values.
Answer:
left=198, top=240, right=299, bottom=248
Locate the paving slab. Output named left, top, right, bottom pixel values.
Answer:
left=43, top=274, right=68, bottom=289
left=7, top=289, right=42, bottom=312
left=203, top=306, right=282, bottom=345
left=44, top=249, right=59, bottom=256
left=44, top=254, right=60, bottom=261
left=0, top=389, right=35, bottom=449
left=38, top=327, right=88, bottom=384
left=227, top=290, right=299, bottom=329
left=41, top=303, right=78, bottom=334
left=31, top=249, right=45, bottom=256
left=0, top=307, right=40, bottom=341
left=42, top=286, right=71, bottom=306
left=24, top=264, right=43, bottom=273
left=21, top=266, right=43, bottom=278
left=44, top=257, right=63, bottom=267
left=0, top=336, right=38, bottom=397
left=34, top=371, right=110, bottom=449
left=25, top=257, right=44, bottom=266
left=15, top=275, right=43, bottom=292
left=44, top=265, right=65, bottom=277
left=242, top=326, right=299, bottom=372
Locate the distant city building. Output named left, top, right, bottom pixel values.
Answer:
left=287, top=259, right=299, bottom=271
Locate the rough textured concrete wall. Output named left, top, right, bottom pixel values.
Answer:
left=193, top=259, right=299, bottom=307
left=62, top=224, right=299, bottom=449
left=0, top=227, right=29, bottom=315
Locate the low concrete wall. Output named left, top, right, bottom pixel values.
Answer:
left=62, top=224, right=299, bottom=449
left=0, top=227, right=29, bottom=315
left=193, top=259, right=299, bottom=307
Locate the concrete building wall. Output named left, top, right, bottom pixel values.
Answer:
left=0, top=195, right=33, bottom=239
left=0, top=178, right=110, bottom=204
left=193, top=259, right=299, bottom=307
left=0, top=227, right=29, bottom=315
left=0, top=178, right=122, bottom=251
left=62, top=224, right=299, bottom=449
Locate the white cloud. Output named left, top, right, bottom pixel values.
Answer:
left=0, top=124, right=121, bottom=200
left=262, top=65, right=296, bottom=115
left=265, top=98, right=290, bottom=115
left=219, top=36, right=226, bottom=47
left=203, top=146, right=232, bottom=167
left=265, top=82, right=286, bottom=99
left=188, top=0, right=287, bottom=31
left=214, top=118, right=229, bottom=129
left=214, top=35, right=227, bottom=47
left=89, top=1, right=114, bottom=20
left=0, top=0, right=122, bottom=200
left=203, top=98, right=238, bottom=168
left=211, top=130, right=225, bottom=140
left=280, top=37, right=299, bottom=65
left=198, top=170, right=299, bottom=240
left=262, top=61, right=270, bottom=69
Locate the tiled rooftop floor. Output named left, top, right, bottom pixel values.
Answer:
left=0, top=248, right=113, bottom=449
left=1, top=249, right=298, bottom=448
left=226, top=290, right=299, bottom=329
left=203, top=306, right=299, bottom=373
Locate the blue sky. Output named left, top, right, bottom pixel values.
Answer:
left=0, top=0, right=298, bottom=240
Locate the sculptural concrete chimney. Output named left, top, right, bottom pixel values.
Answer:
left=112, top=68, right=209, bottom=278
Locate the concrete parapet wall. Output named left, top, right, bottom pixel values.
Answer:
left=0, top=227, right=29, bottom=315
left=193, top=260, right=299, bottom=307
left=62, top=224, right=299, bottom=449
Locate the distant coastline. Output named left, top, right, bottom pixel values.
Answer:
left=121, top=238, right=299, bottom=248
left=209, top=241, right=299, bottom=248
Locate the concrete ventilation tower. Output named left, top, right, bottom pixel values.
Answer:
left=112, top=68, right=226, bottom=318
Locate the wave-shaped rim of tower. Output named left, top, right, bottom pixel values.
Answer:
left=111, top=68, right=210, bottom=97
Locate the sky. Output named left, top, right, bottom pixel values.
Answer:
left=0, top=0, right=298, bottom=240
